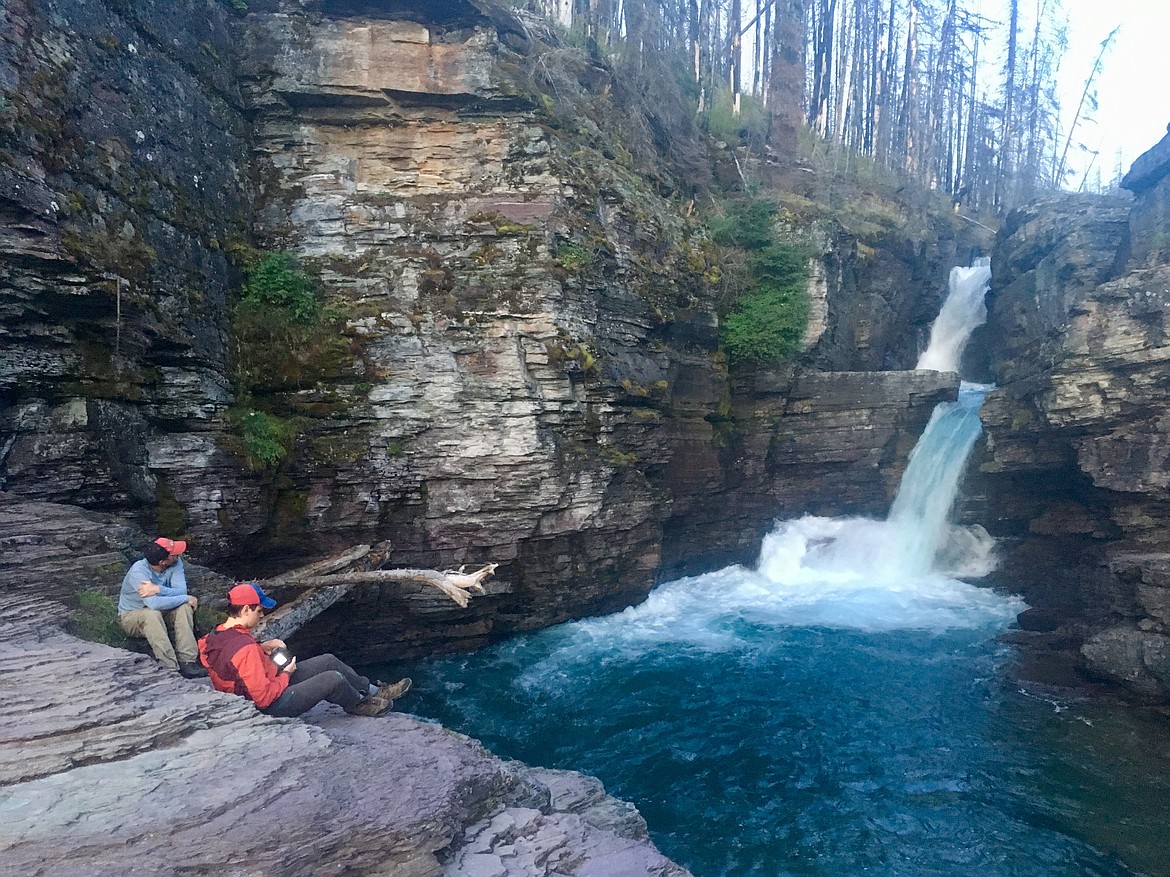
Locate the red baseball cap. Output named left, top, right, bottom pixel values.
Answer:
left=154, top=537, right=187, bottom=556
left=228, top=582, right=277, bottom=609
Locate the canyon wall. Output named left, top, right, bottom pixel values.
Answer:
left=1, top=0, right=975, bottom=662
left=973, top=130, right=1170, bottom=697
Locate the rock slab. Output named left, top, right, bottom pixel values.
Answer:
left=0, top=598, right=691, bottom=877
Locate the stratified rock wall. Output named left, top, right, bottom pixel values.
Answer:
left=0, top=0, right=251, bottom=517
left=976, top=157, right=1170, bottom=697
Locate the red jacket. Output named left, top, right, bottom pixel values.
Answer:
left=198, top=624, right=289, bottom=709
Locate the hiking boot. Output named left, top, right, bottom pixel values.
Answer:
left=378, top=677, right=411, bottom=700
left=178, top=662, right=208, bottom=679
left=346, top=692, right=395, bottom=717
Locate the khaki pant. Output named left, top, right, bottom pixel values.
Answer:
left=119, top=603, right=198, bottom=671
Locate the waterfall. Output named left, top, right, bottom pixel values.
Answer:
left=515, top=263, right=1013, bottom=641
left=916, top=258, right=991, bottom=372
left=885, top=382, right=990, bottom=577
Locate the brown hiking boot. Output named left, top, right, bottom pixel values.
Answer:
left=378, top=677, right=411, bottom=700
left=346, top=677, right=411, bottom=717
left=346, top=692, right=395, bottom=717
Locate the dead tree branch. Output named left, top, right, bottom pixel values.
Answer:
left=252, top=541, right=497, bottom=642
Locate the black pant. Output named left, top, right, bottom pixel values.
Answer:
left=261, top=654, right=371, bottom=718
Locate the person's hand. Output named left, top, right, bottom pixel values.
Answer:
left=186, top=595, right=198, bottom=609
left=282, top=656, right=297, bottom=676
left=261, top=639, right=287, bottom=653
left=138, top=581, right=160, bottom=597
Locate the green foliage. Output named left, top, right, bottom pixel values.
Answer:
left=556, top=241, right=593, bottom=271
left=714, top=197, right=811, bottom=366
left=69, top=590, right=126, bottom=648
left=196, top=604, right=226, bottom=634
left=229, top=408, right=298, bottom=470
left=226, top=250, right=351, bottom=471
left=708, top=198, right=778, bottom=250
left=239, top=252, right=319, bottom=324
left=154, top=479, right=188, bottom=536
left=701, top=87, right=770, bottom=146
left=721, top=275, right=810, bottom=365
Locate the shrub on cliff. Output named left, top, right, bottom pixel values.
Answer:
left=238, top=252, right=319, bottom=324
left=228, top=408, right=299, bottom=470
left=226, top=250, right=348, bottom=470
left=713, top=198, right=811, bottom=365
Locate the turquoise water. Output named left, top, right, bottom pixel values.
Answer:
left=388, top=365, right=1170, bottom=876
left=394, top=603, right=1170, bottom=877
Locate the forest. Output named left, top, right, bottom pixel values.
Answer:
left=525, top=0, right=1115, bottom=211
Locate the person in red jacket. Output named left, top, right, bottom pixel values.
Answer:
left=198, top=582, right=410, bottom=718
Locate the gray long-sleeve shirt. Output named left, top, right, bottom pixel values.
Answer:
left=118, top=557, right=190, bottom=613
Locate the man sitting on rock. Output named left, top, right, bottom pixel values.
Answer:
left=198, top=582, right=411, bottom=718
left=118, top=538, right=207, bottom=678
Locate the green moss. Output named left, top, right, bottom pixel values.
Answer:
left=309, top=433, right=368, bottom=464
left=620, top=378, right=648, bottom=397
left=69, top=590, right=126, bottom=648
left=600, top=447, right=638, bottom=468
left=494, top=221, right=534, bottom=234
left=473, top=243, right=501, bottom=265
left=61, top=224, right=157, bottom=280
left=566, top=342, right=597, bottom=375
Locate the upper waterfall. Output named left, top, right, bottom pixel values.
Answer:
left=917, top=259, right=992, bottom=373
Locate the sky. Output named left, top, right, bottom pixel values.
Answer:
left=1042, top=0, right=1170, bottom=186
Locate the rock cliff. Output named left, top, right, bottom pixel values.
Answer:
left=973, top=129, right=1170, bottom=697
left=0, top=0, right=975, bottom=663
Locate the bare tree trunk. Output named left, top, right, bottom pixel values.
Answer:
left=874, top=0, right=898, bottom=165
left=995, top=0, right=1019, bottom=208
left=1055, top=26, right=1117, bottom=188
left=895, top=0, right=917, bottom=171
left=251, top=544, right=498, bottom=642
left=808, top=0, right=837, bottom=136
left=769, top=0, right=808, bottom=158
left=730, top=0, right=743, bottom=114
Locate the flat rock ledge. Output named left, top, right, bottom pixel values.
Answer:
left=0, top=600, right=690, bottom=877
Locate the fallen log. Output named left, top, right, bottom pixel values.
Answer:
left=252, top=541, right=496, bottom=642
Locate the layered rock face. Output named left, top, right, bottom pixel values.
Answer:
left=974, top=134, right=1170, bottom=696
left=2, top=0, right=972, bottom=663
left=0, top=0, right=250, bottom=514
